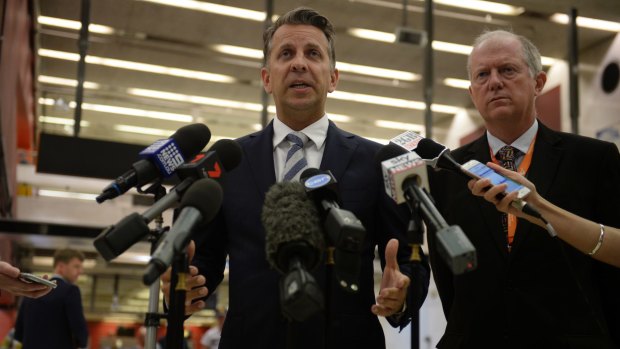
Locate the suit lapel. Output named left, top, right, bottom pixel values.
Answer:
left=243, top=122, right=277, bottom=198
left=319, top=121, right=357, bottom=179
left=465, top=135, right=511, bottom=258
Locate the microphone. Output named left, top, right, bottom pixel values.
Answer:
left=376, top=145, right=477, bottom=275
left=376, top=146, right=429, bottom=205
left=143, top=178, right=223, bottom=285
left=389, top=131, right=545, bottom=220
left=389, top=130, right=467, bottom=179
left=300, top=168, right=365, bottom=293
left=94, top=139, right=242, bottom=261
left=262, top=181, right=324, bottom=321
left=176, top=139, right=242, bottom=181
left=96, top=123, right=211, bottom=203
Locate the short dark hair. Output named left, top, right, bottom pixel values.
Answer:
left=53, top=248, right=85, bottom=267
left=262, top=7, right=336, bottom=70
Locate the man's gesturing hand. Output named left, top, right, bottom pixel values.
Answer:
left=160, top=240, right=209, bottom=315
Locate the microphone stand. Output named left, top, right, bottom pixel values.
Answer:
left=141, top=184, right=167, bottom=349
left=165, top=250, right=188, bottom=348
left=404, top=191, right=424, bottom=349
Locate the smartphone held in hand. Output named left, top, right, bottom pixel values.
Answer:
left=461, top=159, right=531, bottom=199
left=19, top=273, right=57, bottom=288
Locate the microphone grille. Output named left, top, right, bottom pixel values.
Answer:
left=171, top=124, right=212, bottom=158
left=262, top=182, right=324, bottom=273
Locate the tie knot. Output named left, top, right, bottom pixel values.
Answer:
left=496, top=146, right=522, bottom=170
left=286, top=132, right=308, bottom=148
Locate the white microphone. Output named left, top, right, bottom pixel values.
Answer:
left=380, top=151, right=429, bottom=205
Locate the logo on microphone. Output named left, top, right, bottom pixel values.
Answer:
left=390, top=130, right=423, bottom=152
left=304, top=174, right=332, bottom=189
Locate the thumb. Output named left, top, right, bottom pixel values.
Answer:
left=384, top=239, right=400, bottom=270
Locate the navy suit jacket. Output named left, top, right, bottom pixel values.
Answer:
left=192, top=121, right=430, bottom=349
left=429, top=122, right=620, bottom=349
left=15, top=276, right=88, bottom=349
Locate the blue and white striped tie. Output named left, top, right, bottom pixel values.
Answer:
left=282, top=132, right=309, bottom=182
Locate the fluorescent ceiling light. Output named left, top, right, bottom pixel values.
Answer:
left=212, top=44, right=264, bottom=59
left=328, top=114, right=352, bottom=123
left=38, top=189, right=99, bottom=201
left=39, top=116, right=90, bottom=127
left=432, top=41, right=472, bottom=55
left=38, top=75, right=100, bottom=89
left=114, top=124, right=175, bottom=137
left=375, top=120, right=426, bottom=133
left=365, top=137, right=391, bottom=145
left=348, top=28, right=394, bottom=43
left=433, top=0, right=524, bottom=16
left=139, top=0, right=266, bottom=21
left=329, top=91, right=463, bottom=114
left=348, top=28, right=557, bottom=66
left=336, top=62, right=420, bottom=81
left=38, top=97, right=193, bottom=122
left=212, top=44, right=420, bottom=81
left=443, top=78, right=470, bottom=89
left=38, top=49, right=236, bottom=83
left=37, top=15, right=115, bottom=34
left=32, top=256, right=96, bottom=268
left=127, top=88, right=265, bottom=112
left=550, top=13, right=620, bottom=32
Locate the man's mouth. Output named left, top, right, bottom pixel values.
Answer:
left=290, top=82, right=310, bottom=89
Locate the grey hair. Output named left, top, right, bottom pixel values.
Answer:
left=262, top=7, right=336, bottom=70
left=467, top=29, right=542, bottom=79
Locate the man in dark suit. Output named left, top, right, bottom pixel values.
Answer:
left=428, top=30, right=620, bottom=348
left=161, top=7, right=430, bottom=349
left=15, top=248, right=89, bottom=349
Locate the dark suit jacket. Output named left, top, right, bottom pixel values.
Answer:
left=428, top=122, right=620, bottom=349
left=14, top=276, right=88, bottom=349
left=192, top=121, right=430, bottom=349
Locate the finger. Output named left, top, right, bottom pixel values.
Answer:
left=186, top=300, right=206, bottom=315
left=187, top=240, right=196, bottom=262
left=471, top=178, right=492, bottom=196
left=384, top=239, right=400, bottom=270
left=0, top=262, right=21, bottom=278
left=371, top=303, right=397, bottom=317
left=160, top=267, right=173, bottom=283
left=185, top=286, right=209, bottom=306
left=185, top=274, right=206, bottom=290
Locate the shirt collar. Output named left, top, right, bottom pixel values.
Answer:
left=272, top=114, right=329, bottom=150
left=487, top=119, right=538, bottom=155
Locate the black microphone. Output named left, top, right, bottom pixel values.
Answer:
left=388, top=131, right=467, bottom=179
left=262, top=181, right=324, bottom=321
left=376, top=145, right=477, bottom=275
left=96, top=123, right=211, bottom=203
left=300, top=168, right=366, bottom=293
left=176, top=139, right=242, bottom=181
left=94, top=138, right=240, bottom=261
left=143, top=178, right=223, bottom=285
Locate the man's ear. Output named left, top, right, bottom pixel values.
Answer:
left=261, top=67, right=272, bottom=94
left=534, top=71, right=547, bottom=96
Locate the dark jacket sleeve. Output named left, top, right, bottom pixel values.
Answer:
left=65, top=285, right=89, bottom=347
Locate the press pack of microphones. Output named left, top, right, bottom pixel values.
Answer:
left=92, top=123, right=242, bottom=285
left=262, top=168, right=367, bottom=321
left=376, top=130, right=478, bottom=276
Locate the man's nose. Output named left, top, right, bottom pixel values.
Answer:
left=291, top=54, right=308, bottom=72
left=488, top=70, right=503, bottom=90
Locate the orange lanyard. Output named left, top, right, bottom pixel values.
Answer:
left=489, top=135, right=537, bottom=246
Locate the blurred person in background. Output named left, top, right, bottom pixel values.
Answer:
left=14, top=248, right=88, bottom=349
